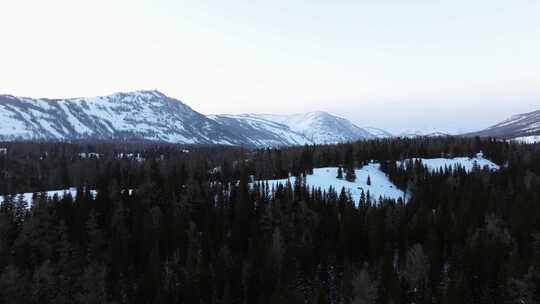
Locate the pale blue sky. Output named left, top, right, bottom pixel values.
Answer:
left=0, top=0, right=539, bottom=133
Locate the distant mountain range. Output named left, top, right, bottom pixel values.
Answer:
left=0, top=91, right=385, bottom=147
left=1, top=90, right=538, bottom=146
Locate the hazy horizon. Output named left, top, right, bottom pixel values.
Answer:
left=1, top=0, right=539, bottom=133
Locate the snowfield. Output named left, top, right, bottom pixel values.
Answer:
left=397, top=152, right=500, bottom=173
left=256, top=164, right=405, bottom=205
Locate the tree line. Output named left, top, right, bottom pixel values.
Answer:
left=0, top=137, right=539, bottom=303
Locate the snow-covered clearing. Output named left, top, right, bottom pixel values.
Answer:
left=397, top=152, right=500, bottom=173
left=255, top=164, right=405, bottom=205
left=0, top=188, right=98, bottom=207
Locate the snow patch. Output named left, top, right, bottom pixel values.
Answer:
left=0, top=188, right=136, bottom=208
left=511, top=135, right=540, bottom=144
left=397, top=152, right=500, bottom=173
left=0, top=188, right=97, bottom=207
left=255, top=164, right=405, bottom=205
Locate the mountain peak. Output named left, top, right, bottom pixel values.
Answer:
left=0, top=90, right=168, bottom=102
left=0, top=90, right=224, bottom=144
left=0, top=91, right=393, bottom=146
left=305, top=110, right=330, bottom=116
left=110, top=89, right=166, bottom=99
left=217, top=112, right=376, bottom=144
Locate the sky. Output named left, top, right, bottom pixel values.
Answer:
left=0, top=0, right=539, bottom=133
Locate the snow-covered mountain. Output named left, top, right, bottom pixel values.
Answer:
left=465, top=111, right=540, bottom=143
left=468, top=109, right=540, bottom=140
left=221, top=112, right=376, bottom=144
left=0, top=91, right=388, bottom=147
left=207, top=114, right=312, bottom=147
left=397, top=130, right=452, bottom=138
left=363, top=127, right=393, bottom=139
left=0, top=90, right=244, bottom=145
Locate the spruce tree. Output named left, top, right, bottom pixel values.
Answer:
left=345, top=167, right=356, bottom=182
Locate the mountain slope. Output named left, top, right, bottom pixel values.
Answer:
left=398, top=130, right=452, bottom=138
left=469, top=109, right=540, bottom=139
left=0, top=91, right=390, bottom=147
left=363, top=127, right=393, bottom=139
left=208, top=114, right=311, bottom=147
left=0, top=90, right=243, bottom=144
left=236, top=112, right=375, bottom=144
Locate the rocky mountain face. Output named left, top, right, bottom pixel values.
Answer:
left=468, top=109, right=540, bottom=140
left=0, top=91, right=386, bottom=147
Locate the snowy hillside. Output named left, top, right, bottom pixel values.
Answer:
left=255, top=164, right=405, bottom=204
left=364, top=127, right=393, bottom=138
left=208, top=114, right=311, bottom=147
left=244, top=112, right=376, bottom=144
left=0, top=90, right=243, bottom=145
left=397, top=129, right=453, bottom=138
left=470, top=109, right=540, bottom=139
left=397, top=152, right=500, bottom=173
left=0, top=91, right=392, bottom=147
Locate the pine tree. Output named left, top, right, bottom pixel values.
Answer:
left=337, top=166, right=343, bottom=179
left=345, top=167, right=356, bottom=182
left=0, top=138, right=537, bottom=304
left=359, top=190, right=366, bottom=206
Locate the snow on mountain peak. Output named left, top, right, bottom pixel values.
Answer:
left=241, top=112, right=375, bottom=144
left=93, top=90, right=168, bottom=103
left=0, top=90, right=394, bottom=147
left=0, top=90, right=227, bottom=144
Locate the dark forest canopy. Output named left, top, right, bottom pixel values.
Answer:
left=0, top=137, right=539, bottom=303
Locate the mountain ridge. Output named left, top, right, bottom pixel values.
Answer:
left=0, top=90, right=387, bottom=147
left=466, top=109, right=540, bottom=141
left=211, top=112, right=377, bottom=145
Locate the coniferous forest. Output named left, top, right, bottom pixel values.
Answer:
left=0, top=137, right=539, bottom=304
